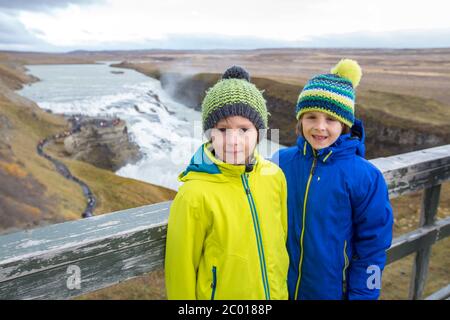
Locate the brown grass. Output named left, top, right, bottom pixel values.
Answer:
left=76, top=270, right=167, bottom=300
left=0, top=161, right=28, bottom=178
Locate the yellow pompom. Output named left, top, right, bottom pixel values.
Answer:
left=330, top=59, right=362, bottom=88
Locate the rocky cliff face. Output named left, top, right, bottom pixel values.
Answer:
left=64, top=117, right=142, bottom=171
left=356, top=107, right=449, bottom=158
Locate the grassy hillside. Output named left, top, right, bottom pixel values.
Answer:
left=0, top=78, right=83, bottom=232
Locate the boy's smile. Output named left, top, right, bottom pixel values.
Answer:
left=311, top=134, right=328, bottom=142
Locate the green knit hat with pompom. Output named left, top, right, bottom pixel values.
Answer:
left=201, top=66, right=268, bottom=132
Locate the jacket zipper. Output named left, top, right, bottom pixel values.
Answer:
left=342, top=240, right=349, bottom=297
left=241, top=173, right=271, bottom=300
left=211, top=266, right=217, bottom=300
left=294, top=150, right=317, bottom=300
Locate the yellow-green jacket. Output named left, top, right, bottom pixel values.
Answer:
left=165, top=143, right=289, bottom=300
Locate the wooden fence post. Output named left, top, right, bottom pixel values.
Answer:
left=409, top=184, right=441, bottom=300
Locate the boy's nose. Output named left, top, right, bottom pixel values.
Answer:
left=315, top=120, right=327, bottom=131
left=226, top=129, right=239, bottom=138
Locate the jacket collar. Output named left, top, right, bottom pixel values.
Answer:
left=203, top=142, right=259, bottom=177
left=179, top=142, right=261, bottom=181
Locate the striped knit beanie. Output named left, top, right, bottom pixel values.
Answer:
left=202, top=66, right=268, bottom=132
left=295, top=59, right=362, bottom=128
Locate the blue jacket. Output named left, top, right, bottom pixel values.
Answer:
left=272, top=119, right=393, bottom=300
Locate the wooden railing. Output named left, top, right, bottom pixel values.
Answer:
left=1, top=145, right=449, bottom=300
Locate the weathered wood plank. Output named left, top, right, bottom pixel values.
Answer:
left=0, top=201, right=171, bottom=299
left=371, top=145, right=450, bottom=198
left=386, top=217, right=450, bottom=265
left=0, top=236, right=165, bottom=299
left=425, top=284, right=450, bottom=300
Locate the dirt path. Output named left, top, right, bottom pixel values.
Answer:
left=36, top=124, right=96, bottom=218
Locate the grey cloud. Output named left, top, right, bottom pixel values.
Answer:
left=0, top=13, right=42, bottom=45
left=299, top=29, right=450, bottom=48
left=146, top=34, right=298, bottom=50
left=2, top=25, right=449, bottom=52
left=0, top=0, right=102, bottom=11
left=87, top=30, right=450, bottom=51
left=0, top=12, right=58, bottom=51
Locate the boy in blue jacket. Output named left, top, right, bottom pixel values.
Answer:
left=272, top=59, right=393, bottom=300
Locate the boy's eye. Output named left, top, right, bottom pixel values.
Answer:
left=327, top=117, right=337, bottom=122
left=218, top=128, right=226, bottom=132
left=240, top=128, right=249, bottom=133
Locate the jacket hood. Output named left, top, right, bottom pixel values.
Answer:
left=296, top=118, right=366, bottom=162
left=179, top=143, right=262, bottom=183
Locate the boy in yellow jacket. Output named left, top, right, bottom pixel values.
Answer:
left=165, top=66, right=289, bottom=300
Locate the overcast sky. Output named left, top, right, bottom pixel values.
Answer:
left=1, top=0, right=450, bottom=51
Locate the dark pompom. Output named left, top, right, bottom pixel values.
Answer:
left=222, top=65, right=250, bottom=82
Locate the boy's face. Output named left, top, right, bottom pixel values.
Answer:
left=300, top=111, right=343, bottom=150
left=210, top=116, right=258, bottom=165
